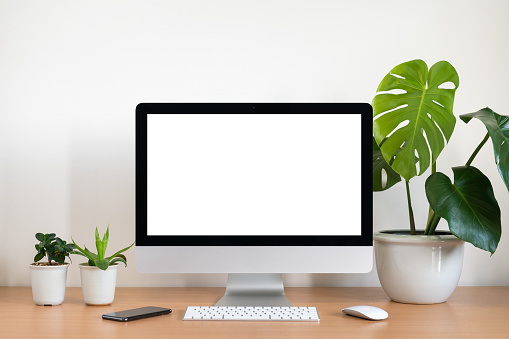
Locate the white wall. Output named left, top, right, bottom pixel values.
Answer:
left=1, top=0, right=508, bottom=287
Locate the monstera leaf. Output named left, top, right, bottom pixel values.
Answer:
left=426, top=166, right=501, bottom=254
left=373, top=60, right=459, bottom=181
left=373, top=137, right=401, bottom=191
left=460, top=107, right=509, bottom=192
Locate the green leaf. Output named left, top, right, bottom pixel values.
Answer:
left=95, top=227, right=104, bottom=259
left=65, top=244, right=76, bottom=252
left=373, top=137, right=401, bottom=191
left=373, top=60, right=459, bottom=181
left=46, top=233, right=56, bottom=241
left=94, top=259, right=110, bottom=270
left=46, top=244, right=55, bottom=254
left=107, top=253, right=126, bottom=261
left=103, top=225, right=109, bottom=246
left=35, top=233, right=44, bottom=242
left=460, top=107, right=509, bottom=191
left=71, top=251, right=89, bottom=259
left=72, top=238, right=98, bottom=261
left=82, top=246, right=99, bottom=260
left=95, top=227, right=100, bottom=243
left=109, top=257, right=127, bottom=267
left=54, top=255, right=65, bottom=264
left=107, top=241, right=135, bottom=261
left=34, top=252, right=45, bottom=262
left=425, top=166, right=501, bottom=254
left=72, top=238, right=87, bottom=256
left=101, top=225, right=109, bottom=258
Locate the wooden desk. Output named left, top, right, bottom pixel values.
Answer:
left=0, top=287, right=508, bottom=338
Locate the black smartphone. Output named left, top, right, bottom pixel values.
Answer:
left=102, top=306, right=172, bottom=322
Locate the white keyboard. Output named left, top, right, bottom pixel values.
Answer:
left=183, top=306, right=319, bottom=321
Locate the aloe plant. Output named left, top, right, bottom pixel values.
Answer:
left=72, top=225, right=134, bottom=270
left=373, top=60, right=507, bottom=254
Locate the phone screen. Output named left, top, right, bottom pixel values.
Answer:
left=103, top=306, right=172, bottom=321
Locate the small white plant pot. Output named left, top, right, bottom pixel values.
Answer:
left=79, top=263, right=118, bottom=305
left=374, top=230, right=465, bottom=304
left=29, top=263, right=69, bottom=306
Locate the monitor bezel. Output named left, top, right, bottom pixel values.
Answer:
left=136, top=103, right=372, bottom=246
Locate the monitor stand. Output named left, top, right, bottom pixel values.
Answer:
left=215, top=273, right=292, bottom=307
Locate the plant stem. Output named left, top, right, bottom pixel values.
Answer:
left=426, top=213, right=441, bottom=235
left=465, top=133, right=489, bottom=166
left=425, top=206, right=441, bottom=235
left=405, top=180, right=416, bottom=235
left=425, top=161, right=437, bottom=234
left=425, top=208, right=436, bottom=235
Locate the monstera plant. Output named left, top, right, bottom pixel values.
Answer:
left=373, top=59, right=507, bottom=254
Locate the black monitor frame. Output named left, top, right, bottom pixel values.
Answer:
left=136, top=103, right=372, bottom=246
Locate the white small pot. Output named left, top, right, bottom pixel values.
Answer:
left=29, top=263, right=69, bottom=306
left=374, top=230, right=464, bottom=304
left=79, top=263, right=118, bottom=305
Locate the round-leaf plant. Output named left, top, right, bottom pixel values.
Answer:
left=34, top=233, right=76, bottom=265
left=72, top=225, right=134, bottom=270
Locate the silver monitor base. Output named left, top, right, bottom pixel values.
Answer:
left=215, top=273, right=292, bottom=307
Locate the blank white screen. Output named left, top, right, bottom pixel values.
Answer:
left=147, top=114, right=361, bottom=236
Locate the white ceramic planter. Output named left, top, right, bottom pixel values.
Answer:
left=374, top=230, right=464, bottom=304
left=79, top=263, right=118, bottom=305
left=29, top=263, right=69, bottom=306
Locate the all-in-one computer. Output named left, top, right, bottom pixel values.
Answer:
left=135, top=103, right=372, bottom=311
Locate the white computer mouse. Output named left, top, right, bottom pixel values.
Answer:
left=342, top=305, right=388, bottom=320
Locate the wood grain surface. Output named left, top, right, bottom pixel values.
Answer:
left=0, top=287, right=508, bottom=338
